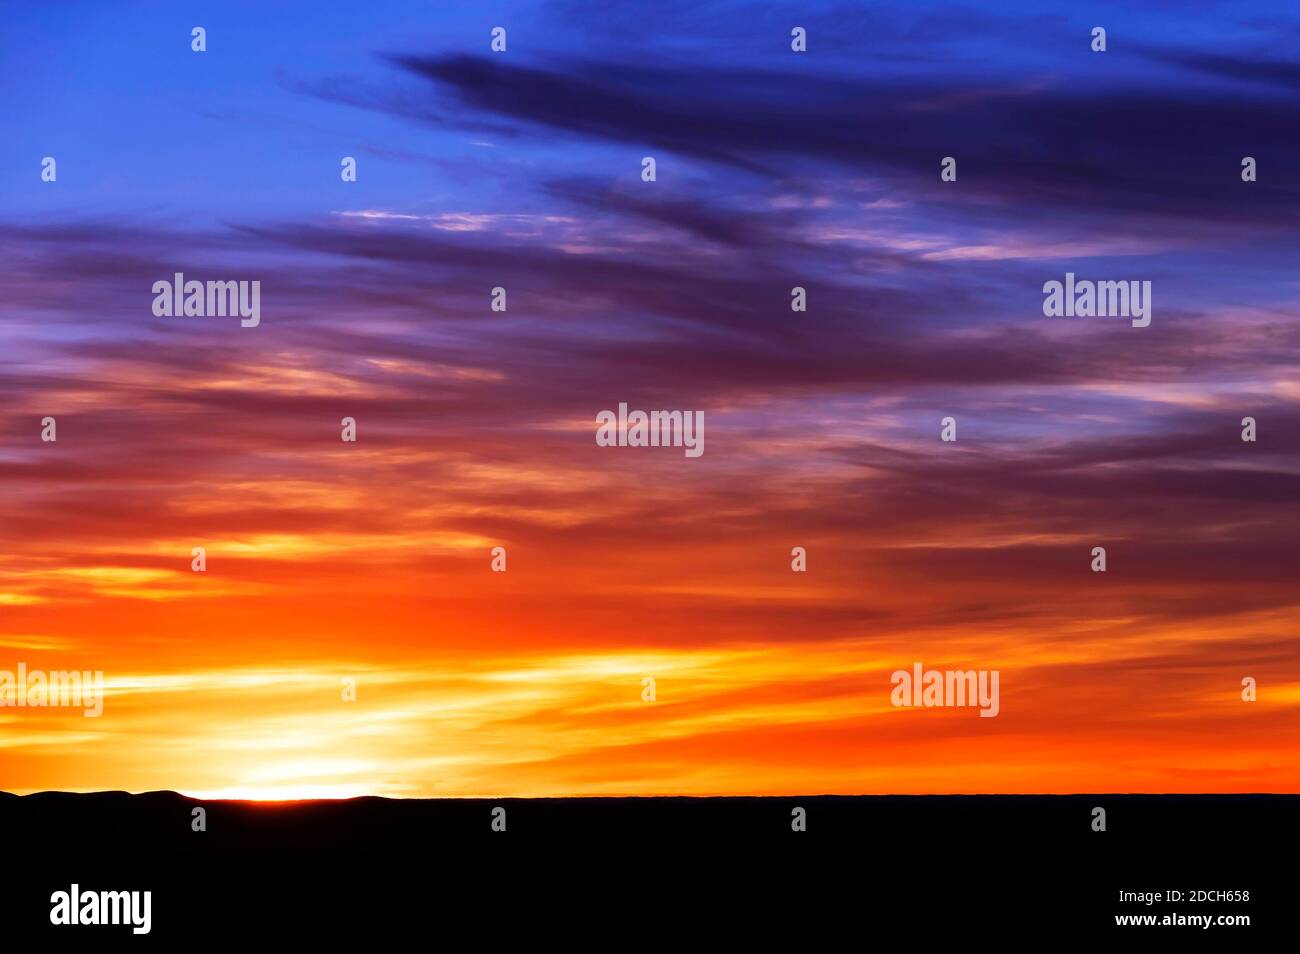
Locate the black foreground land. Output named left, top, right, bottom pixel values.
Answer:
left=3, top=792, right=1292, bottom=941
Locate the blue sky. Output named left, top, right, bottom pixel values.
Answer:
left=7, top=0, right=1300, bottom=223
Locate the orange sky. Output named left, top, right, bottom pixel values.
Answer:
left=3, top=384, right=1297, bottom=796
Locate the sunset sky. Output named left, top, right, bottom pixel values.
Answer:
left=2, top=0, right=1298, bottom=797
